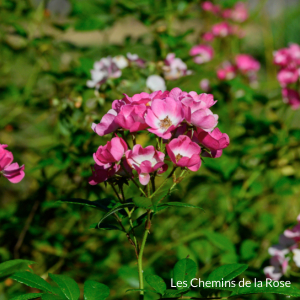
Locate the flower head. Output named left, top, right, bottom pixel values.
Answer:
left=166, top=135, right=201, bottom=171
left=282, top=88, right=300, bottom=110
left=145, top=97, right=184, bottom=139
left=126, top=145, right=167, bottom=185
left=235, top=54, right=260, bottom=74
left=0, top=144, right=25, bottom=183
left=163, top=53, right=192, bottom=80
left=190, top=45, right=214, bottom=64
left=146, top=75, right=166, bottom=92
left=212, top=22, right=232, bottom=37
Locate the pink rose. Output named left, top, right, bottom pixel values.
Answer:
left=284, top=214, right=300, bottom=242
left=196, top=128, right=229, bottom=158
left=230, top=2, right=248, bottom=23
left=125, top=145, right=167, bottom=185
left=235, top=54, right=260, bottom=73
left=92, top=99, right=125, bottom=136
left=282, top=88, right=300, bottom=110
left=166, top=135, right=201, bottom=171
left=145, top=97, right=184, bottom=139
left=212, top=22, right=232, bottom=37
left=217, top=62, right=236, bottom=80
left=190, top=44, right=214, bottom=64
left=277, top=68, right=299, bottom=87
left=115, top=104, right=148, bottom=132
left=289, top=44, right=300, bottom=65
left=94, top=137, right=128, bottom=165
left=0, top=144, right=25, bottom=183
left=163, top=53, right=192, bottom=80
left=88, top=163, right=119, bottom=185
left=273, top=48, right=290, bottom=67
left=202, top=32, right=214, bottom=42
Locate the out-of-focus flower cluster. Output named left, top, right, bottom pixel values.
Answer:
left=264, top=214, right=300, bottom=280
left=0, top=144, right=25, bottom=183
left=201, top=1, right=248, bottom=42
left=217, top=54, right=260, bottom=85
left=89, top=88, right=229, bottom=186
left=87, top=52, right=192, bottom=93
left=274, top=43, right=300, bottom=110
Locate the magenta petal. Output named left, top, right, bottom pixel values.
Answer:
left=139, top=173, right=150, bottom=185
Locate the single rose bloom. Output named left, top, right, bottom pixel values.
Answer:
left=94, top=137, right=128, bottom=166
left=145, top=97, right=184, bottom=139
left=196, top=128, right=229, bottom=158
left=273, top=48, right=290, bottom=67
left=125, top=145, right=167, bottom=185
left=166, top=135, right=201, bottom=171
left=115, top=104, right=148, bottom=132
left=88, top=163, right=119, bottom=185
left=289, top=43, right=300, bottom=65
left=202, top=32, right=214, bottom=42
left=230, top=2, right=248, bottom=23
left=235, top=54, right=260, bottom=73
left=92, top=99, right=125, bottom=136
left=163, top=53, right=192, bottom=80
left=0, top=144, right=25, bottom=183
left=190, top=44, right=214, bottom=64
left=277, top=68, right=299, bottom=87
left=146, top=75, right=167, bottom=92
left=282, top=88, right=300, bottom=110
left=212, top=22, right=232, bottom=37
left=217, top=62, right=236, bottom=80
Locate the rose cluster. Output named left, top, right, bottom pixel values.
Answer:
left=264, top=214, right=300, bottom=280
left=0, top=144, right=25, bottom=183
left=89, top=88, right=229, bottom=185
left=217, top=54, right=260, bottom=84
left=201, top=1, right=248, bottom=41
left=274, top=43, right=300, bottom=110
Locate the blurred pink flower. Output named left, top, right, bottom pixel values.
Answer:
left=94, top=137, right=128, bottom=165
left=163, top=53, right=192, bottom=80
left=0, top=144, right=25, bottom=183
left=201, top=1, right=220, bottom=14
left=230, top=2, right=248, bottom=23
left=190, top=44, right=214, bottom=64
left=126, top=52, right=146, bottom=68
left=277, top=68, right=299, bottom=87
left=212, top=22, right=232, bottom=37
left=282, top=88, right=300, bottom=110
left=202, top=32, right=215, bottom=42
left=87, top=57, right=122, bottom=89
left=284, top=214, right=300, bottom=242
left=217, top=62, right=236, bottom=80
left=166, top=135, right=201, bottom=171
left=145, top=97, right=184, bottom=139
left=289, top=44, right=300, bottom=65
left=235, top=54, right=260, bottom=73
left=125, top=145, right=167, bottom=185
left=274, top=48, right=291, bottom=67
left=200, top=79, right=210, bottom=92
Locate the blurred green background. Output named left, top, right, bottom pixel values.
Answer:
left=1, top=0, right=300, bottom=299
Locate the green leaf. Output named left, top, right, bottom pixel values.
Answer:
left=207, top=264, right=248, bottom=283
left=158, top=202, right=204, bottom=210
left=132, top=197, right=152, bottom=208
left=97, top=203, right=135, bottom=227
left=57, top=198, right=113, bottom=212
left=145, top=275, right=167, bottom=295
left=11, top=272, right=56, bottom=293
left=132, top=212, right=148, bottom=229
left=204, top=231, right=236, bottom=253
left=163, top=288, right=190, bottom=297
left=173, top=258, right=197, bottom=290
left=240, top=240, right=259, bottom=260
left=49, top=274, right=80, bottom=300
left=90, top=222, right=122, bottom=231
left=42, top=295, right=66, bottom=300
left=84, top=280, right=110, bottom=300
left=10, top=294, right=44, bottom=300
left=230, top=281, right=300, bottom=298
left=0, top=259, right=35, bottom=278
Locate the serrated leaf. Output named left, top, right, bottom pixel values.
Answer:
left=132, top=197, right=152, bottom=208
left=207, top=264, right=248, bottom=283
left=173, top=258, right=197, bottom=290
left=11, top=272, right=56, bottom=294
left=49, top=274, right=80, bottom=300
left=11, top=293, right=44, bottom=300
left=84, top=280, right=110, bottom=300
left=0, top=260, right=35, bottom=278
left=97, top=203, right=135, bottom=227
left=230, top=281, right=300, bottom=298
left=145, top=275, right=166, bottom=295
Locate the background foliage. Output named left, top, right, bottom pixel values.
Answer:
left=1, top=0, right=300, bottom=299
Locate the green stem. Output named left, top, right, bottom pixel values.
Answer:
left=138, top=210, right=151, bottom=299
